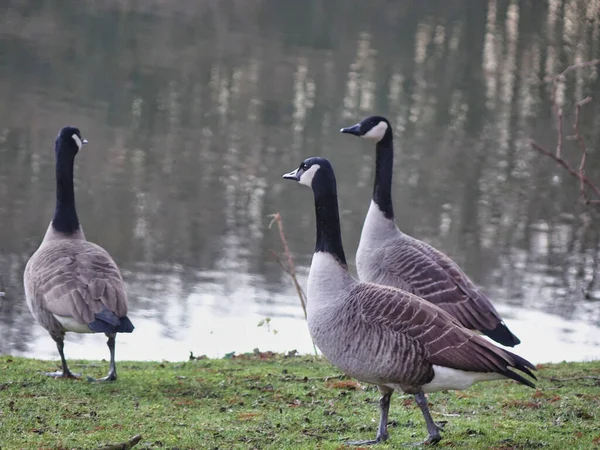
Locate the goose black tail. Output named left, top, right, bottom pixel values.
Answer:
left=116, top=316, right=135, bottom=333
left=483, top=321, right=521, bottom=347
left=88, top=309, right=135, bottom=333
left=502, top=350, right=537, bottom=389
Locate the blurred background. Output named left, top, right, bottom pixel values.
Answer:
left=0, top=0, right=599, bottom=363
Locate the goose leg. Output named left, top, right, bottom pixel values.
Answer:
left=45, top=337, right=80, bottom=379
left=89, top=334, right=117, bottom=382
left=347, top=388, right=393, bottom=445
left=414, top=392, right=442, bottom=445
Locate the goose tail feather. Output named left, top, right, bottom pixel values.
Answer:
left=88, top=309, right=135, bottom=333
left=482, top=321, right=521, bottom=347
left=502, top=349, right=537, bottom=388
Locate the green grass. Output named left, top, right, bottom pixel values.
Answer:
left=0, top=354, right=599, bottom=449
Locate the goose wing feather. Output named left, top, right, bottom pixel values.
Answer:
left=353, top=284, right=533, bottom=380
left=29, top=240, right=128, bottom=325
left=377, top=237, right=500, bottom=332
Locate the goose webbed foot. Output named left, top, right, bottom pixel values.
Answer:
left=86, top=333, right=118, bottom=382
left=424, top=433, right=442, bottom=445
left=409, top=433, right=442, bottom=447
left=86, top=368, right=117, bottom=383
left=48, top=338, right=80, bottom=378
left=346, top=438, right=385, bottom=446
left=44, top=370, right=81, bottom=379
left=346, top=389, right=392, bottom=445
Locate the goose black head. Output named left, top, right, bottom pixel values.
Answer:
left=282, top=156, right=334, bottom=189
left=56, top=126, right=88, bottom=155
left=340, top=115, right=391, bottom=142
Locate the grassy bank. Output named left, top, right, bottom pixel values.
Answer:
left=0, top=354, right=599, bottom=449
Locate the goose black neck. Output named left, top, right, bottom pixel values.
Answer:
left=52, top=146, right=80, bottom=234
left=313, top=178, right=347, bottom=266
left=373, top=134, right=394, bottom=220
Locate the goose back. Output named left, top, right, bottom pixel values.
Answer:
left=24, top=227, right=129, bottom=338
left=357, top=202, right=516, bottom=342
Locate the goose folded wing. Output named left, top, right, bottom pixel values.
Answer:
left=39, top=245, right=128, bottom=325
left=354, top=284, right=523, bottom=375
left=381, top=239, right=500, bottom=332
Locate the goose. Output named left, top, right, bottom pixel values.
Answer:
left=23, top=126, right=134, bottom=381
left=340, top=116, right=520, bottom=347
left=282, top=157, right=535, bottom=445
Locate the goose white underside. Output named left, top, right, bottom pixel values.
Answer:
left=421, top=365, right=505, bottom=393
left=307, top=252, right=353, bottom=311
left=54, top=314, right=94, bottom=333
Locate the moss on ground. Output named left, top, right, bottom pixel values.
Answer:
left=0, top=354, right=599, bottom=449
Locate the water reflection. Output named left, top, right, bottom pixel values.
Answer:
left=0, top=0, right=599, bottom=363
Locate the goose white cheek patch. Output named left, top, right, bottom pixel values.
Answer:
left=72, top=134, right=83, bottom=150
left=362, top=121, right=388, bottom=141
left=299, top=164, right=320, bottom=187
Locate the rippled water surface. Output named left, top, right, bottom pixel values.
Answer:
left=1, top=0, right=599, bottom=363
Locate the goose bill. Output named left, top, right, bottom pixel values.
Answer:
left=282, top=168, right=302, bottom=181
left=340, top=123, right=361, bottom=135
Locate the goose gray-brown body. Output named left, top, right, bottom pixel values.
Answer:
left=25, top=227, right=129, bottom=339
left=23, top=126, right=134, bottom=381
left=283, top=156, right=535, bottom=445
left=357, top=201, right=507, bottom=341
left=341, top=116, right=520, bottom=347
left=307, top=252, right=531, bottom=395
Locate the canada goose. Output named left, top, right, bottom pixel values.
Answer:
left=341, top=116, right=520, bottom=347
left=24, top=126, right=134, bottom=381
left=282, top=157, right=535, bottom=445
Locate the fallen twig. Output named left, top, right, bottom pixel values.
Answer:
left=283, top=374, right=346, bottom=382
left=529, top=60, right=600, bottom=205
left=96, top=434, right=142, bottom=450
left=301, top=430, right=327, bottom=440
left=545, top=376, right=600, bottom=382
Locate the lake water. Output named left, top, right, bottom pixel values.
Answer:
left=1, top=0, right=599, bottom=365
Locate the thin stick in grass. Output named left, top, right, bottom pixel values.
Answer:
left=268, top=213, right=308, bottom=318
left=268, top=212, right=318, bottom=355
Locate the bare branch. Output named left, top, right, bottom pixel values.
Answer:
left=559, top=58, right=600, bottom=77
left=529, top=139, right=600, bottom=200
left=529, top=60, right=600, bottom=206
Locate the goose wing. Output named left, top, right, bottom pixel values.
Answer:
left=354, top=283, right=534, bottom=386
left=32, top=241, right=128, bottom=324
left=379, top=237, right=502, bottom=334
